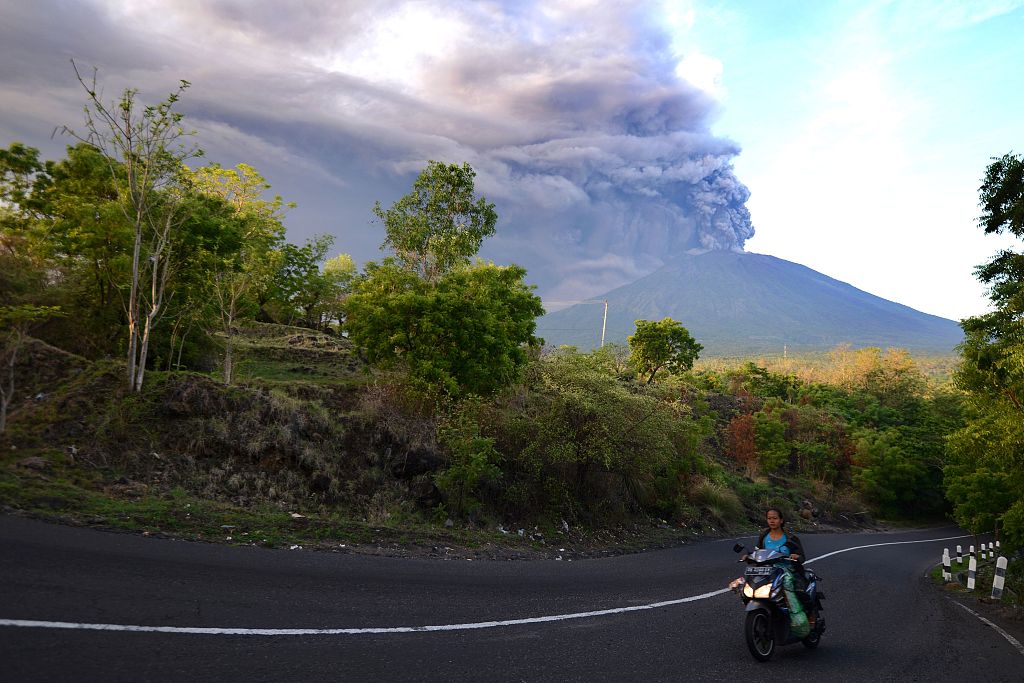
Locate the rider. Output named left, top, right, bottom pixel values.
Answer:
left=758, top=507, right=812, bottom=624
left=757, top=507, right=805, bottom=570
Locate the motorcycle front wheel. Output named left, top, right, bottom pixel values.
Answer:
left=744, top=609, right=775, bottom=662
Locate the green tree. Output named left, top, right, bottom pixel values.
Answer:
left=0, top=144, right=50, bottom=311
left=60, top=64, right=201, bottom=391
left=946, top=152, right=1024, bottom=547
left=351, top=161, right=541, bottom=396
left=184, top=162, right=291, bottom=373
left=373, top=161, right=497, bottom=283
left=753, top=405, right=789, bottom=473
left=267, top=235, right=336, bottom=329
left=321, top=253, right=357, bottom=330
left=34, top=144, right=132, bottom=353
left=628, top=317, right=703, bottom=384
left=346, top=260, right=543, bottom=396
left=854, top=428, right=932, bottom=517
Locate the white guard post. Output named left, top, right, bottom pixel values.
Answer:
left=991, top=556, right=1008, bottom=601
left=968, top=557, right=977, bottom=590
left=942, top=549, right=952, bottom=582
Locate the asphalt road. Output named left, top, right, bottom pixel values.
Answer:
left=0, top=515, right=1019, bottom=682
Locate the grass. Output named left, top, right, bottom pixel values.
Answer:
left=227, top=324, right=365, bottom=386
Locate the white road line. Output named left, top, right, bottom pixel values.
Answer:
left=0, top=532, right=973, bottom=636
left=0, top=588, right=731, bottom=635
left=804, top=533, right=973, bottom=565
left=950, top=601, right=1024, bottom=657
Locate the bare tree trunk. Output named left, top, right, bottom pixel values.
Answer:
left=126, top=217, right=142, bottom=388
left=175, top=322, right=191, bottom=371
left=223, top=336, right=234, bottom=386
left=213, top=271, right=249, bottom=386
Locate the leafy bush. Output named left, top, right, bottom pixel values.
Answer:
left=485, top=348, right=711, bottom=520
left=435, top=398, right=502, bottom=517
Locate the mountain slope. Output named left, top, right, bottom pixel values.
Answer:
left=535, top=250, right=963, bottom=354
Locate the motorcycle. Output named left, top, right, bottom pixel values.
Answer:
left=729, top=543, right=826, bottom=661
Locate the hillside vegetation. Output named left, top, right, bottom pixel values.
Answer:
left=1, top=328, right=959, bottom=553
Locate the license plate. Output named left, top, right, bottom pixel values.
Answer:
left=745, top=566, right=772, bottom=576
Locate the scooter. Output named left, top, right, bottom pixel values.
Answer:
left=730, top=543, right=826, bottom=661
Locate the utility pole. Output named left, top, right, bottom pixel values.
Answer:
left=601, top=300, right=608, bottom=348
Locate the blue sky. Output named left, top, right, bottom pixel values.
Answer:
left=673, top=0, right=1024, bottom=319
left=0, top=0, right=1021, bottom=321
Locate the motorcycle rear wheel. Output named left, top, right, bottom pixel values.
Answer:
left=802, top=629, right=821, bottom=649
left=802, top=605, right=824, bottom=649
left=745, top=610, right=775, bottom=662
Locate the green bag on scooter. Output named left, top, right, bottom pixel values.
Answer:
left=782, top=570, right=810, bottom=639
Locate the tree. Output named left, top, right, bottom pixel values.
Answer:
left=373, top=161, right=497, bottom=283
left=185, top=162, right=290, bottom=375
left=727, top=413, right=758, bottom=478
left=267, top=235, right=336, bottom=329
left=946, top=152, right=1024, bottom=548
left=59, top=63, right=201, bottom=391
left=1, top=145, right=50, bottom=315
left=627, top=318, right=703, bottom=384
left=350, top=161, right=541, bottom=396
left=753, top=405, right=790, bottom=473
left=321, top=253, right=357, bottom=330
left=345, top=260, right=544, bottom=396
left=979, top=152, right=1024, bottom=237
left=33, top=143, right=132, bottom=354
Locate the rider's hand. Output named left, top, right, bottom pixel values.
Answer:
left=789, top=553, right=800, bottom=561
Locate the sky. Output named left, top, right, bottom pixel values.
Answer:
left=0, top=0, right=1021, bottom=321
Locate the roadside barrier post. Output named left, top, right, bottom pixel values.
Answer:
left=981, top=544, right=987, bottom=561
left=956, top=545, right=963, bottom=565
left=991, top=556, right=1008, bottom=601
left=969, top=545, right=975, bottom=564
left=942, top=549, right=952, bottom=582
left=968, top=557, right=977, bottom=590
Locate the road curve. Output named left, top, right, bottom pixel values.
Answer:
left=0, top=515, right=1019, bottom=682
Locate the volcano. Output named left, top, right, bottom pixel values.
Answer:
left=535, top=250, right=963, bottom=355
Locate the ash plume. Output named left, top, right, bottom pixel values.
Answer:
left=0, top=0, right=754, bottom=303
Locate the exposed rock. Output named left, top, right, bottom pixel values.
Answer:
left=17, top=456, right=49, bottom=471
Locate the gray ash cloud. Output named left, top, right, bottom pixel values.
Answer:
left=0, top=0, right=754, bottom=303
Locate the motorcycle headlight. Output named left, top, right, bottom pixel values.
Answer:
left=743, top=583, right=753, bottom=598
left=753, top=583, right=773, bottom=599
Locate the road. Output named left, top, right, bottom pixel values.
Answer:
left=0, top=515, right=1019, bottom=682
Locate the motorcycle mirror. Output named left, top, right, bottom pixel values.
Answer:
left=732, top=543, right=745, bottom=554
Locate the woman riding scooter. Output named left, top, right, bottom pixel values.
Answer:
left=757, top=507, right=812, bottom=623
